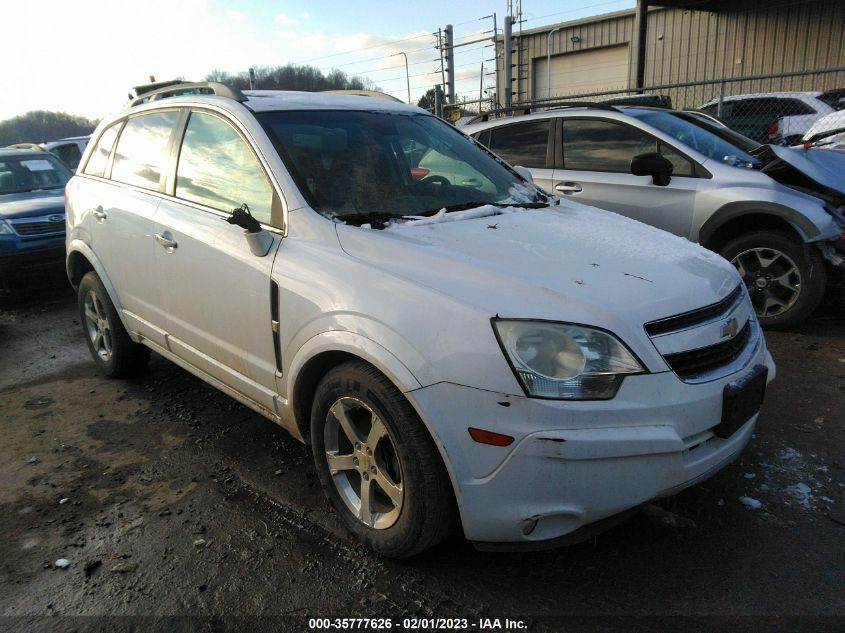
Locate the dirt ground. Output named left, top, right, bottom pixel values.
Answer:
left=1, top=271, right=844, bottom=633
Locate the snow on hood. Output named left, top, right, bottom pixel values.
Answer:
left=336, top=199, right=740, bottom=331
left=767, top=144, right=845, bottom=197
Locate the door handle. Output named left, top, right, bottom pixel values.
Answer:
left=154, top=233, right=178, bottom=249
left=554, top=182, right=582, bottom=194
left=91, top=206, right=107, bottom=221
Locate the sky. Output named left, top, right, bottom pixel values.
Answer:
left=1, top=0, right=635, bottom=123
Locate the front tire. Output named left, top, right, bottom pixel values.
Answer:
left=310, top=361, right=456, bottom=558
left=720, top=230, right=827, bottom=330
left=78, top=271, right=150, bottom=377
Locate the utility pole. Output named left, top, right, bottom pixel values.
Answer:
left=503, top=15, right=513, bottom=108
left=248, top=67, right=256, bottom=90
left=390, top=52, right=410, bottom=104
left=434, top=85, right=444, bottom=118
left=444, top=24, right=456, bottom=104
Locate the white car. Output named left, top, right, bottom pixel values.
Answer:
left=40, top=136, right=90, bottom=169
left=698, top=91, right=836, bottom=145
left=65, top=84, right=775, bottom=556
left=801, top=108, right=845, bottom=150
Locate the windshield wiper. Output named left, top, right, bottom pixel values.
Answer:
left=415, top=199, right=549, bottom=217
left=332, top=212, right=405, bottom=229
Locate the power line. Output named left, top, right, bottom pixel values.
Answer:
left=293, top=32, right=436, bottom=65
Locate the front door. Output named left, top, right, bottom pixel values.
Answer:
left=554, top=117, right=701, bottom=239
left=154, top=109, right=283, bottom=413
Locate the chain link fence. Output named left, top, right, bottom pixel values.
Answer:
left=498, top=66, right=845, bottom=148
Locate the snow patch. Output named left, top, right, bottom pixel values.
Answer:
left=740, top=496, right=763, bottom=509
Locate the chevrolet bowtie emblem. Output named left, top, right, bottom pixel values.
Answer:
left=721, top=317, right=739, bottom=339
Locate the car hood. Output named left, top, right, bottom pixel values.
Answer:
left=0, top=190, right=65, bottom=220
left=335, top=201, right=740, bottom=334
left=763, top=144, right=845, bottom=199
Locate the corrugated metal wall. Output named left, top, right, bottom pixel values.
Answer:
left=499, top=0, right=845, bottom=107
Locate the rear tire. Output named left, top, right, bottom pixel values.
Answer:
left=310, top=361, right=456, bottom=558
left=78, top=271, right=150, bottom=377
left=720, top=230, right=826, bottom=330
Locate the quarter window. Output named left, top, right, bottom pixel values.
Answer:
left=111, top=111, right=179, bottom=190
left=486, top=121, right=550, bottom=168
left=83, top=123, right=121, bottom=178
left=176, top=111, right=274, bottom=224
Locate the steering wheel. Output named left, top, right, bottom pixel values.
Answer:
left=419, top=174, right=451, bottom=187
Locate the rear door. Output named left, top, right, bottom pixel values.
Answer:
left=473, top=119, right=554, bottom=191
left=554, top=117, right=701, bottom=238
left=154, top=108, right=283, bottom=412
left=77, top=111, right=181, bottom=346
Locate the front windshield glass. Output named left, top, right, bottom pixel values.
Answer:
left=631, top=110, right=761, bottom=168
left=0, top=155, right=71, bottom=194
left=257, top=110, right=541, bottom=223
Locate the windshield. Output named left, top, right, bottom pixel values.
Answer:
left=257, top=110, right=542, bottom=224
left=0, top=155, right=72, bottom=194
left=630, top=110, right=761, bottom=168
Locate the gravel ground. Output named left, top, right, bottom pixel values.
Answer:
left=1, top=271, right=844, bottom=633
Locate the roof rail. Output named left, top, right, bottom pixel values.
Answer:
left=321, top=89, right=403, bottom=103
left=467, top=100, right=619, bottom=125
left=128, top=82, right=247, bottom=107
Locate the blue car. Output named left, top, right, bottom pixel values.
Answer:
left=0, top=148, right=72, bottom=289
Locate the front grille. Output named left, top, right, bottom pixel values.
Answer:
left=663, top=321, right=752, bottom=379
left=12, top=220, right=65, bottom=236
left=645, top=285, right=743, bottom=336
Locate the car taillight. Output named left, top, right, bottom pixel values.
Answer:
left=410, top=168, right=430, bottom=181
left=766, top=119, right=779, bottom=138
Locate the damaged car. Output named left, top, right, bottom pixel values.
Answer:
left=466, top=106, right=845, bottom=329
left=65, top=84, right=775, bottom=556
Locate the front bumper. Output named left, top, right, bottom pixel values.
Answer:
left=0, top=235, right=66, bottom=277
left=408, top=342, right=775, bottom=545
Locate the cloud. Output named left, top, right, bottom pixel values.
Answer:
left=274, top=13, right=295, bottom=26
left=225, top=9, right=244, bottom=19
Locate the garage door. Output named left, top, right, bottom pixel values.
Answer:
left=533, top=44, right=629, bottom=99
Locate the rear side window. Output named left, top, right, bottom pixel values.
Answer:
left=487, top=121, right=550, bottom=168
left=51, top=143, right=83, bottom=169
left=83, top=124, right=120, bottom=178
left=175, top=111, right=274, bottom=224
left=776, top=98, right=816, bottom=116
left=111, top=111, right=180, bottom=190
left=563, top=119, right=655, bottom=172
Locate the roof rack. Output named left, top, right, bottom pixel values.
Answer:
left=128, top=82, right=247, bottom=107
left=467, top=100, right=618, bottom=125
left=321, top=89, right=403, bottom=103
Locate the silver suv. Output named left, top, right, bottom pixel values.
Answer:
left=465, top=105, right=845, bottom=329
left=65, top=86, right=774, bottom=556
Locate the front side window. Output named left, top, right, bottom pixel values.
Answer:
left=111, top=111, right=179, bottom=190
left=0, top=155, right=71, bottom=194
left=257, top=110, right=538, bottom=223
left=176, top=111, right=274, bottom=224
left=562, top=119, right=657, bottom=172
left=84, top=123, right=121, bottom=178
left=486, top=121, right=550, bottom=168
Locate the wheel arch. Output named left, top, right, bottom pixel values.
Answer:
left=286, top=332, right=423, bottom=444
left=698, top=203, right=817, bottom=253
left=65, top=241, right=133, bottom=335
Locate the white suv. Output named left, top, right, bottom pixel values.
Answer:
left=65, top=84, right=775, bottom=556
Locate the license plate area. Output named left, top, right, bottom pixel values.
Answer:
left=716, top=364, right=768, bottom=439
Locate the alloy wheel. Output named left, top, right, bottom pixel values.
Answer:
left=83, top=289, right=113, bottom=362
left=731, top=247, right=801, bottom=318
left=323, top=397, right=404, bottom=529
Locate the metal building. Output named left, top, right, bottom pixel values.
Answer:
left=498, top=0, right=845, bottom=107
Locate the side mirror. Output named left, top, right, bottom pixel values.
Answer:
left=512, top=165, right=535, bottom=184
left=227, top=204, right=273, bottom=257
left=631, top=152, right=673, bottom=186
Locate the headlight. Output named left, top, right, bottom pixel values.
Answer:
left=492, top=320, right=645, bottom=400
left=0, top=219, right=13, bottom=235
